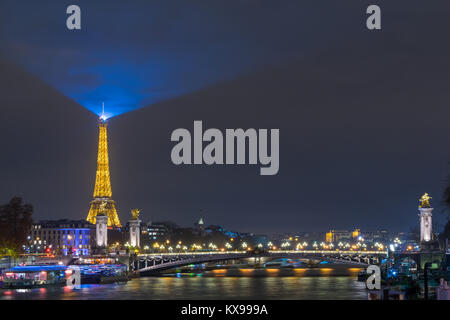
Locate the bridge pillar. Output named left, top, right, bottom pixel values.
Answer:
left=129, top=218, right=141, bottom=248
left=419, top=207, right=433, bottom=243
left=96, top=214, right=108, bottom=248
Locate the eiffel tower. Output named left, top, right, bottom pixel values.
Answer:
left=86, top=108, right=122, bottom=227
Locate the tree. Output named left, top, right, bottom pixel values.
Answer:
left=0, top=197, right=33, bottom=256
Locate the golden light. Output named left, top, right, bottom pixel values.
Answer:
left=213, top=269, right=227, bottom=274
left=266, top=268, right=279, bottom=273
left=239, top=268, right=254, bottom=274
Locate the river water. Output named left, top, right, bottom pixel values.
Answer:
left=0, top=269, right=368, bottom=300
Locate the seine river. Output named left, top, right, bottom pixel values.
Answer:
left=0, top=268, right=368, bottom=300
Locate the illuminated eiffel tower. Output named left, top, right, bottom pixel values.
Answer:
left=86, top=105, right=122, bottom=227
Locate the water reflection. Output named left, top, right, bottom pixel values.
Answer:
left=0, top=273, right=367, bottom=300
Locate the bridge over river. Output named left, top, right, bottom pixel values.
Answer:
left=132, top=250, right=387, bottom=275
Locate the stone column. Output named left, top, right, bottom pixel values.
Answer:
left=129, top=219, right=141, bottom=248
left=419, top=207, right=433, bottom=243
left=96, top=214, right=108, bottom=247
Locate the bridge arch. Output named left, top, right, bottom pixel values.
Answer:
left=133, top=250, right=386, bottom=275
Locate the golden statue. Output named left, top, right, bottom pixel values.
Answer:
left=99, top=201, right=108, bottom=214
left=131, top=208, right=141, bottom=219
left=419, top=193, right=432, bottom=208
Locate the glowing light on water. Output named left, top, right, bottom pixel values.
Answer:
left=212, top=269, right=227, bottom=273
left=239, top=268, right=254, bottom=274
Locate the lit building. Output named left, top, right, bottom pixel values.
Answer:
left=146, top=222, right=170, bottom=241
left=360, top=230, right=389, bottom=243
left=325, top=229, right=359, bottom=243
left=28, top=220, right=94, bottom=256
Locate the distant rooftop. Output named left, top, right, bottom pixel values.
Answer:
left=34, top=219, right=94, bottom=229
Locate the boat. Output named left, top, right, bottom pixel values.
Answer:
left=1, top=265, right=68, bottom=289
left=69, top=256, right=129, bottom=284
left=1, top=257, right=129, bottom=288
left=69, top=264, right=128, bottom=284
left=357, top=270, right=368, bottom=282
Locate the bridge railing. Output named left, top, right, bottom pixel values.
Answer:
left=137, top=251, right=246, bottom=257
left=269, top=250, right=386, bottom=255
left=137, top=249, right=386, bottom=258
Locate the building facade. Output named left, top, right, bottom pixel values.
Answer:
left=325, top=229, right=359, bottom=243
left=28, top=220, right=94, bottom=256
left=146, top=222, right=170, bottom=241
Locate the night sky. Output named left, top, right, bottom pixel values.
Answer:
left=0, top=1, right=449, bottom=234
